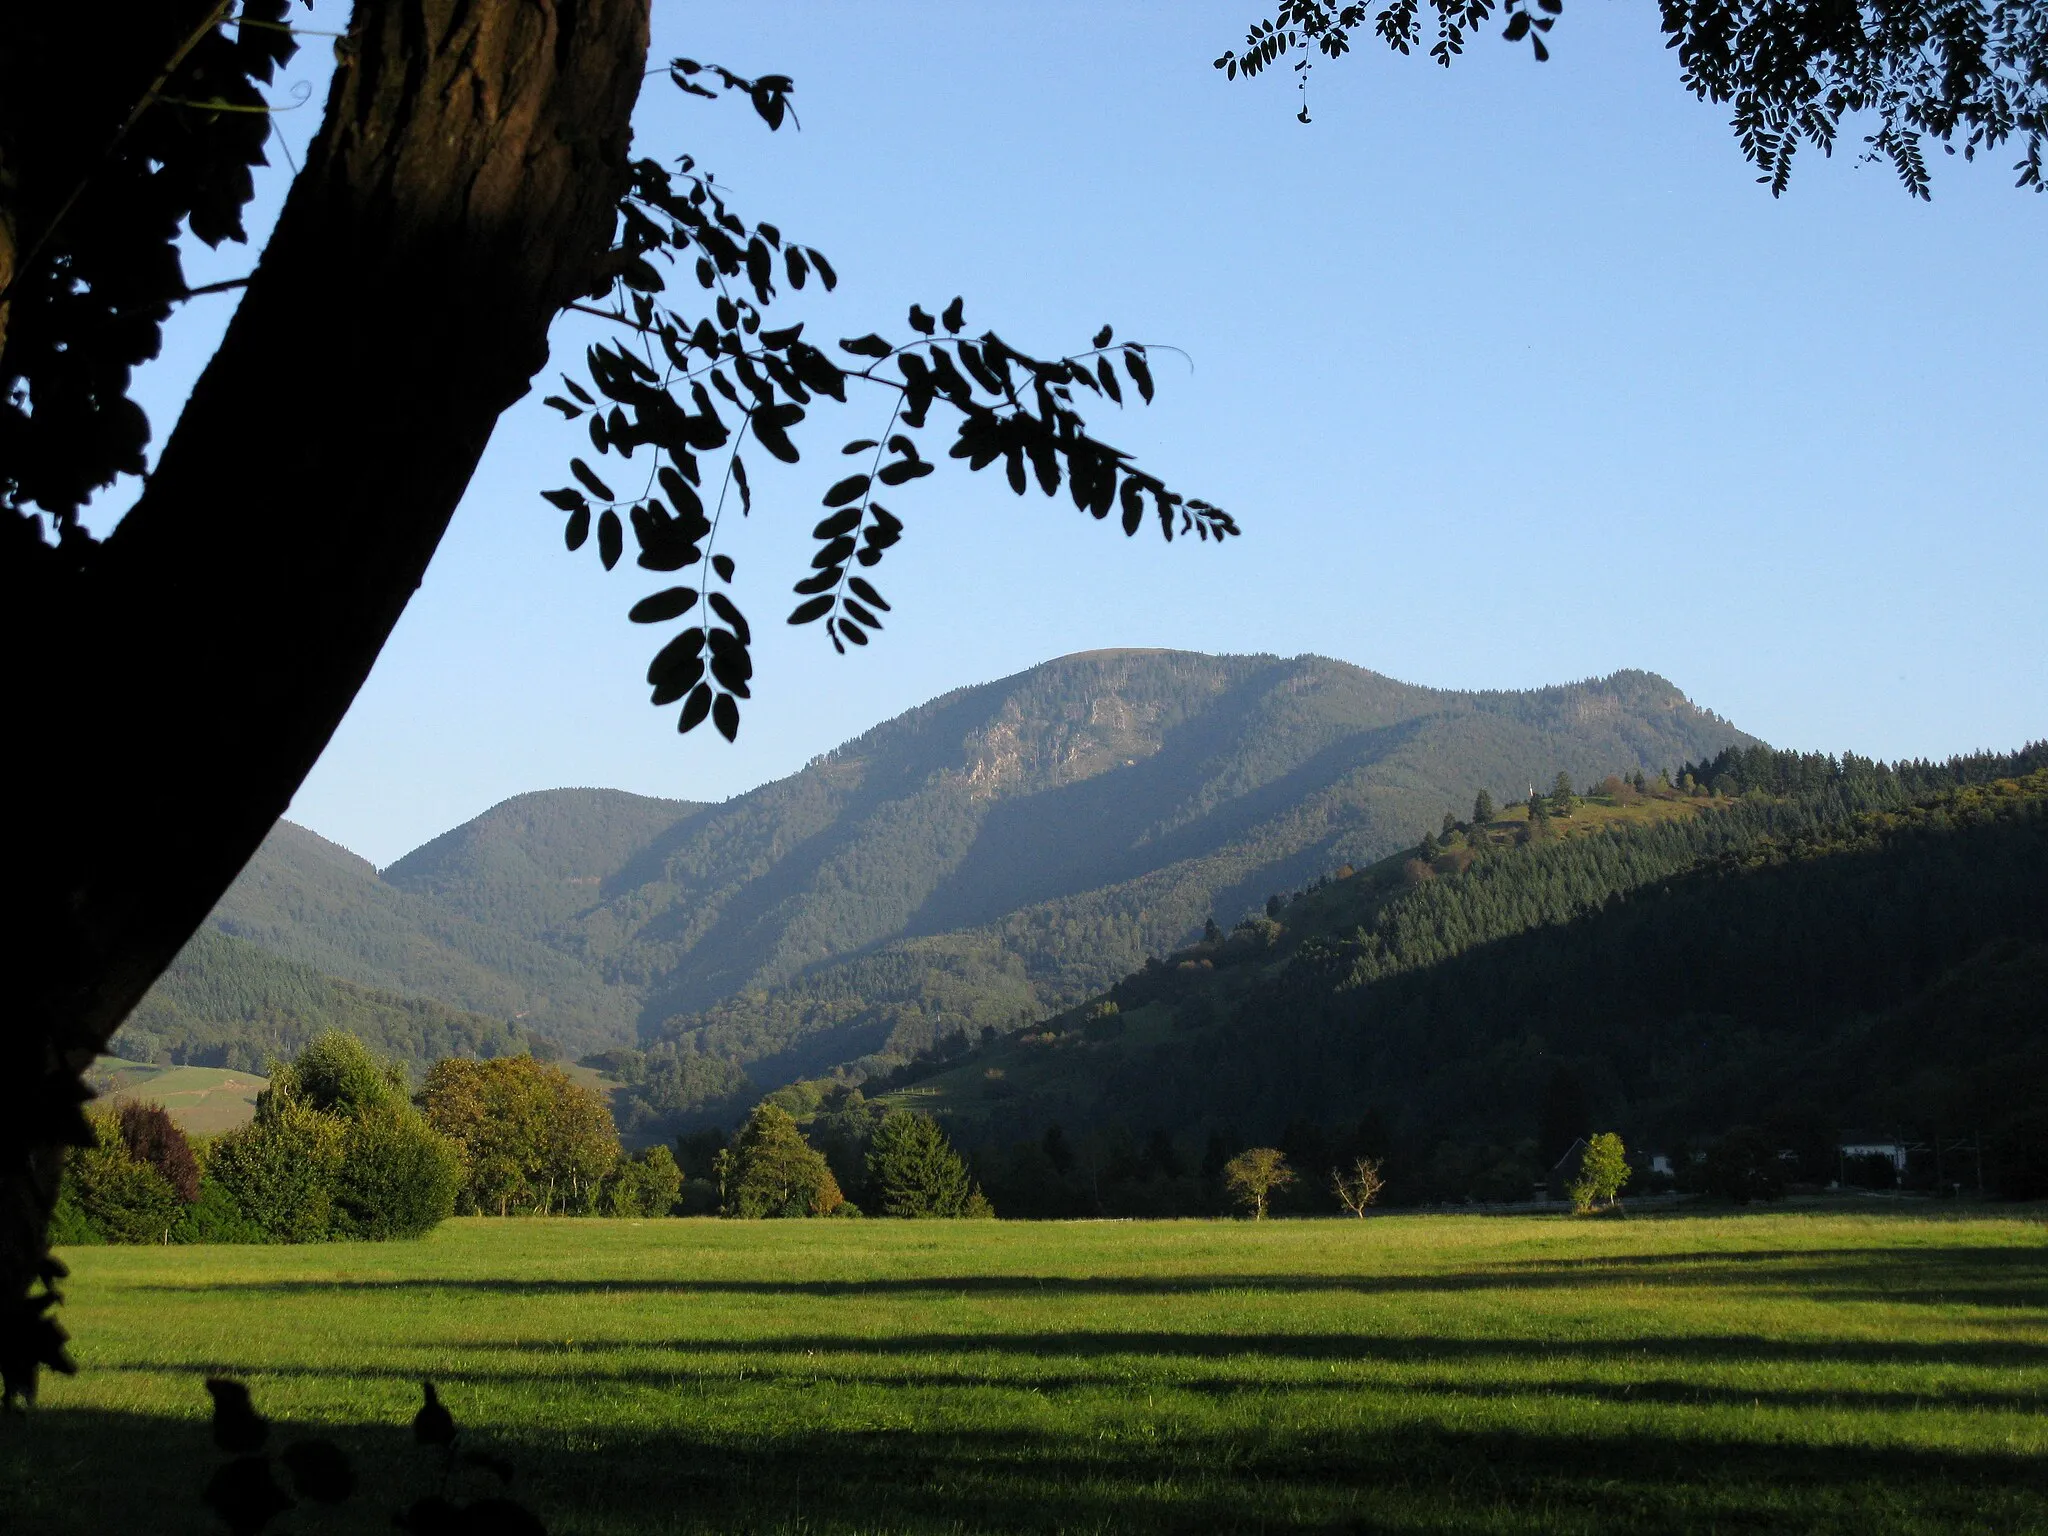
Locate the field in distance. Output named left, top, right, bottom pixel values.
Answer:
left=14, top=1205, right=2047, bottom=1534
left=82, top=1057, right=267, bottom=1135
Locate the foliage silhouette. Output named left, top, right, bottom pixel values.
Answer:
left=1220, top=0, right=2048, bottom=195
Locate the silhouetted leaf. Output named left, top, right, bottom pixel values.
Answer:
left=709, top=592, right=752, bottom=644
left=565, top=507, right=591, bottom=551
left=751, top=405, right=802, bottom=464
left=713, top=692, right=741, bottom=740
left=793, top=567, right=840, bottom=595
left=838, top=615, right=870, bottom=645
left=658, top=466, right=703, bottom=518
left=712, top=553, right=736, bottom=582
left=842, top=439, right=878, bottom=454
left=812, top=536, right=857, bottom=568
left=941, top=297, right=965, bottom=333
left=813, top=508, right=862, bottom=539
left=598, top=511, right=623, bottom=570
left=847, top=576, right=891, bottom=611
left=823, top=474, right=870, bottom=507
left=908, top=305, right=937, bottom=336
left=570, top=459, right=615, bottom=501
left=788, top=595, right=835, bottom=624
left=541, top=488, right=586, bottom=512
left=629, top=588, right=697, bottom=623
left=839, top=334, right=892, bottom=358
left=1092, top=324, right=1114, bottom=348
left=679, top=682, right=714, bottom=732
left=1125, top=350, right=1154, bottom=403
left=842, top=598, right=882, bottom=629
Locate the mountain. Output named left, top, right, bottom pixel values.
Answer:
left=873, top=748, right=2048, bottom=1209
left=119, top=651, right=1753, bottom=1113
left=609, top=653, right=1749, bottom=1095
left=119, top=794, right=696, bottom=1066
left=383, top=787, right=705, bottom=939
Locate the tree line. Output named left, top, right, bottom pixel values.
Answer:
left=56, top=1032, right=995, bottom=1243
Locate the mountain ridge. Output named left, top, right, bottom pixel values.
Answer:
left=123, top=650, right=1754, bottom=1109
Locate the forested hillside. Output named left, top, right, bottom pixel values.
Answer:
left=127, top=652, right=1751, bottom=1122
left=113, top=928, right=526, bottom=1071
left=879, top=748, right=2048, bottom=1209
left=201, top=817, right=644, bottom=1052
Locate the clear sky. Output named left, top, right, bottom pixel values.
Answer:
left=111, top=3, right=2045, bottom=866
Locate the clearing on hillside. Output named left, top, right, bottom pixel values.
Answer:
left=83, top=1058, right=267, bottom=1135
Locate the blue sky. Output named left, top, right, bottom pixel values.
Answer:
left=115, top=3, right=2045, bottom=865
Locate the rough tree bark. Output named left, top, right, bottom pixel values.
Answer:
left=2, top=0, right=650, bottom=1398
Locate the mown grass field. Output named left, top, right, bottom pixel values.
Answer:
left=84, top=1058, right=268, bottom=1134
left=7, top=1206, right=2045, bottom=1534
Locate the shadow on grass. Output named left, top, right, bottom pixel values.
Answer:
left=140, top=1244, right=2048, bottom=1310
left=8, top=1397, right=2046, bottom=1535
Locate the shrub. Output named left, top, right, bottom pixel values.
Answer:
left=716, top=1105, right=843, bottom=1217
left=116, top=1101, right=201, bottom=1203
left=66, top=1134, right=184, bottom=1244
left=170, top=1177, right=268, bottom=1244
left=275, top=1029, right=408, bottom=1117
left=207, top=1100, right=346, bottom=1242
left=865, top=1111, right=984, bottom=1218
left=332, top=1106, right=462, bottom=1239
left=602, top=1144, right=684, bottom=1218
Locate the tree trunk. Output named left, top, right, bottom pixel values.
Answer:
left=2, top=0, right=649, bottom=1401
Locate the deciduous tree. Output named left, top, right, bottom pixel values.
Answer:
left=1223, top=1147, right=1295, bottom=1219
left=1330, top=1155, right=1384, bottom=1216
left=1565, top=1131, right=1629, bottom=1213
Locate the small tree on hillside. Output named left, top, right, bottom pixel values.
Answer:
left=1330, top=1156, right=1384, bottom=1217
left=1472, top=790, right=1494, bottom=826
left=1552, top=772, right=1576, bottom=816
left=866, top=1110, right=986, bottom=1218
left=1566, top=1132, right=1629, bottom=1214
left=1223, top=1147, right=1294, bottom=1219
left=716, top=1104, right=844, bottom=1217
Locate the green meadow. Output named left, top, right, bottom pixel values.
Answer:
left=8, top=1207, right=2046, bottom=1534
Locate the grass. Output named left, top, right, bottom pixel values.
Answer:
left=8, top=1206, right=2046, bottom=1534
left=83, top=1058, right=268, bottom=1134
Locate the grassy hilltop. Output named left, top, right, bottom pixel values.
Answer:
left=16, top=1208, right=2047, bottom=1534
